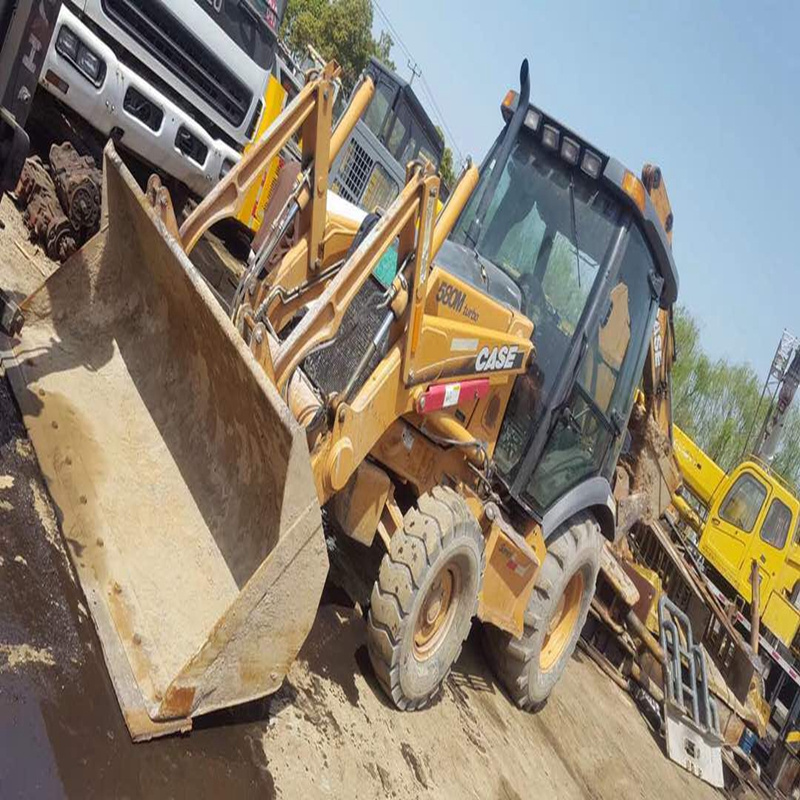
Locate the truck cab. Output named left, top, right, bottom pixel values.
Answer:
left=698, top=458, right=800, bottom=646
left=39, top=0, right=285, bottom=195
left=329, top=57, right=444, bottom=211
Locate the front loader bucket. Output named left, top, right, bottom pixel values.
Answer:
left=5, top=144, right=327, bottom=740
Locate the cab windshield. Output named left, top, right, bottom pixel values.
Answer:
left=193, top=0, right=283, bottom=69
left=451, top=135, right=622, bottom=428
left=452, top=133, right=658, bottom=511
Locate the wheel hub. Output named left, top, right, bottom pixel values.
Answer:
left=425, top=591, right=443, bottom=625
left=539, top=571, right=585, bottom=673
left=413, top=563, right=461, bottom=661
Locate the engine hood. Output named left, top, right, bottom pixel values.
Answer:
left=432, top=240, right=522, bottom=312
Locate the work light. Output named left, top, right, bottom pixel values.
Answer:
left=561, top=137, right=580, bottom=166
left=542, top=124, right=559, bottom=151
left=581, top=150, right=602, bottom=179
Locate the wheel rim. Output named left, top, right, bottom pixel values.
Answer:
left=539, top=570, right=585, bottom=673
left=413, top=560, right=462, bottom=661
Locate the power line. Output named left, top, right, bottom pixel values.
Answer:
left=419, top=73, right=464, bottom=165
left=371, top=0, right=465, bottom=165
left=371, top=0, right=463, bottom=161
left=371, top=0, right=412, bottom=60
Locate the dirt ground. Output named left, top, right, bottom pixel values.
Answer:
left=266, top=609, right=726, bottom=800
left=0, top=189, right=724, bottom=799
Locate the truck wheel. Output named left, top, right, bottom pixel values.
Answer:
left=484, top=512, right=601, bottom=711
left=367, top=486, right=484, bottom=710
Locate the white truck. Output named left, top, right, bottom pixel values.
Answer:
left=39, top=0, right=285, bottom=195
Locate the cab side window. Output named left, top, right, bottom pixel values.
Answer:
left=521, top=224, right=657, bottom=510
left=362, top=80, right=394, bottom=140
left=761, top=499, right=793, bottom=549
left=719, top=474, right=767, bottom=533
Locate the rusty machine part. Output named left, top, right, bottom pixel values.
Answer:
left=16, top=155, right=77, bottom=262
left=49, top=141, right=102, bottom=235
left=586, top=517, right=767, bottom=747
left=0, top=288, right=24, bottom=336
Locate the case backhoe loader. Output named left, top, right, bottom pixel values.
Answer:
left=4, top=59, right=679, bottom=739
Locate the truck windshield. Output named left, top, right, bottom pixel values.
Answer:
left=451, top=135, right=622, bottom=411
left=193, top=0, right=284, bottom=69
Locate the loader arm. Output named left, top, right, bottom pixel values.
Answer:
left=177, top=61, right=374, bottom=257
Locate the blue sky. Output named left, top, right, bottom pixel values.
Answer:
left=371, top=0, right=798, bottom=378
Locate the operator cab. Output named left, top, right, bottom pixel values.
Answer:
left=330, top=57, right=445, bottom=210
left=445, top=87, right=679, bottom=520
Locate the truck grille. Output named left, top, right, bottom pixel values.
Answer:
left=102, top=0, right=252, bottom=126
left=332, top=137, right=399, bottom=210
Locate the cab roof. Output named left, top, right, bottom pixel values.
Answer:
left=501, top=91, right=679, bottom=308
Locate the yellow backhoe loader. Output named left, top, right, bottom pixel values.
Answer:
left=4, top=59, right=679, bottom=740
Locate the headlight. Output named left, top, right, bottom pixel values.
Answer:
left=56, top=26, right=105, bottom=87
left=56, top=27, right=79, bottom=61
left=581, top=150, right=603, bottom=180
left=541, top=124, right=559, bottom=151
left=76, top=45, right=103, bottom=85
left=219, top=158, right=236, bottom=180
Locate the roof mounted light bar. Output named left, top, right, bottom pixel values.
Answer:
left=501, top=90, right=605, bottom=180
left=500, top=82, right=679, bottom=308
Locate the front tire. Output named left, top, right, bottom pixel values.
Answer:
left=367, top=487, right=484, bottom=710
left=484, top=512, right=602, bottom=711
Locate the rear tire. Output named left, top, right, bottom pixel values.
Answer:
left=484, top=512, right=601, bottom=711
left=367, top=486, right=484, bottom=710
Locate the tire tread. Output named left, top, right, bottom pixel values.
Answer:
left=483, top=512, right=602, bottom=710
left=367, top=486, right=484, bottom=711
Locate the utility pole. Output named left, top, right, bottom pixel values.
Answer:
left=407, top=59, right=421, bottom=85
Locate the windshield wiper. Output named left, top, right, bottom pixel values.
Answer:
left=568, top=174, right=582, bottom=289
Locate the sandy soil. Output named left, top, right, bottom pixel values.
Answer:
left=261, top=601, right=722, bottom=800
left=0, top=188, right=723, bottom=799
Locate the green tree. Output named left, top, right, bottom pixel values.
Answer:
left=282, top=0, right=395, bottom=92
left=671, top=305, right=800, bottom=491
left=435, top=126, right=455, bottom=189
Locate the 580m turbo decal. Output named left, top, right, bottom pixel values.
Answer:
left=436, top=282, right=479, bottom=322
